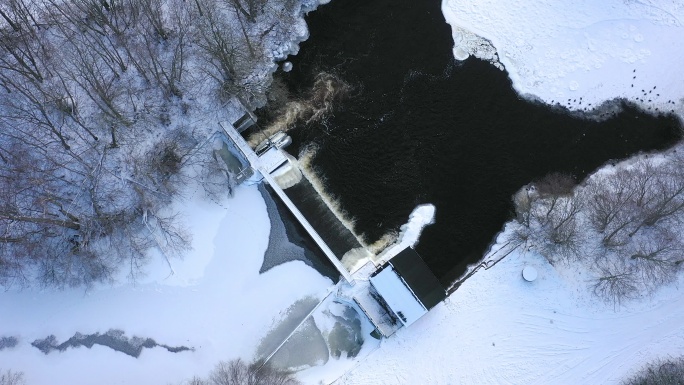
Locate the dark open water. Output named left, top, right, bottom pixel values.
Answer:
left=269, top=0, right=682, bottom=284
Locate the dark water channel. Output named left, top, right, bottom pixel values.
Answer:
left=259, top=184, right=340, bottom=282
left=31, top=330, right=191, bottom=357
left=270, top=0, right=682, bottom=284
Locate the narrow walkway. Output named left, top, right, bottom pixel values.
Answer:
left=260, top=172, right=355, bottom=283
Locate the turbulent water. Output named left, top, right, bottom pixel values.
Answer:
left=261, top=0, right=682, bottom=284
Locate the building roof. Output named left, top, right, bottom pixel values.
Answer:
left=370, top=265, right=427, bottom=326
left=389, top=247, right=446, bottom=310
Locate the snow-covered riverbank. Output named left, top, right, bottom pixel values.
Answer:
left=442, top=0, right=684, bottom=118
left=0, top=185, right=332, bottom=384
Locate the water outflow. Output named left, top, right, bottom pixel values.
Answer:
left=283, top=177, right=363, bottom=261
left=248, top=72, right=351, bottom=148
left=275, top=0, right=683, bottom=285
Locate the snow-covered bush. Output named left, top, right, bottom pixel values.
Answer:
left=622, top=356, right=684, bottom=385
left=512, top=172, right=584, bottom=264
left=185, top=359, right=301, bottom=385
left=0, top=370, right=24, bottom=385
left=511, top=153, right=684, bottom=305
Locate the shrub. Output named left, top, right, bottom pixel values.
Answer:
left=185, top=359, right=301, bottom=385
left=0, top=370, right=24, bottom=385
left=622, top=357, right=684, bottom=385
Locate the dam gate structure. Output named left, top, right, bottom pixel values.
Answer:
left=218, top=113, right=446, bottom=337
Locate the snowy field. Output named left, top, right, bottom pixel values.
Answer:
left=443, top=0, right=684, bottom=117
left=332, top=238, right=684, bottom=384
left=0, top=185, right=333, bottom=384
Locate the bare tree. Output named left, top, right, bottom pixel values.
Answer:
left=63, top=45, right=132, bottom=128
left=626, top=230, right=684, bottom=290
left=46, top=0, right=131, bottom=74
left=585, top=170, right=637, bottom=247
left=0, top=107, right=192, bottom=288
left=0, top=63, right=78, bottom=151
left=535, top=172, right=576, bottom=196
left=591, top=258, right=639, bottom=306
left=584, top=158, right=684, bottom=246
left=52, top=0, right=141, bottom=38
left=195, top=0, right=263, bottom=100
left=547, top=197, right=582, bottom=245
left=628, top=163, right=684, bottom=237
left=525, top=177, right=584, bottom=263
left=586, top=170, right=631, bottom=231
left=0, top=140, right=112, bottom=288
left=132, top=0, right=190, bottom=97
left=225, top=0, right=266, bottom=23
left=196, top=1, right=243, bottom=96
left=139, top=0, right=168, bottom=39
left=0, top=370, right=24, bottom=385
left=185, top=359, right=301, bottom=385
left=0, top=0, right=50, bottom=83
left=533, top=172, right=576, bottom=224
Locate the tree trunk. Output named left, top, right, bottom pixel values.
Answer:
left=0, top=213, right=80, bottom=230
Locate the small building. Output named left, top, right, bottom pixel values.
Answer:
left=369, top=247, right=446, bottom=327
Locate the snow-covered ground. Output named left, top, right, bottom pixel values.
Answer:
left=331, top=235, right=684, bottom=384
left=0, top=185, right=333, bottom=384
left=443, top=0, right=684, bottom=117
